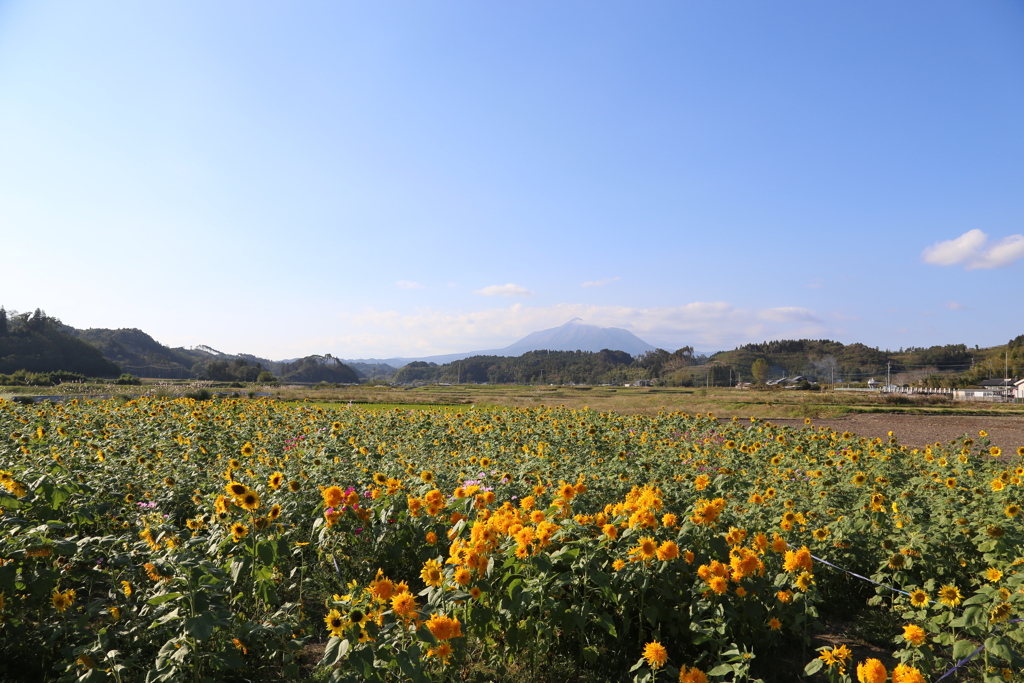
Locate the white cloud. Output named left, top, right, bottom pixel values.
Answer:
left=976, top=235, right=1024, bottom=269
left=944, top=300, right=965, bottom=310
left=582, top=276, right=621, bottom=288
left=331, top=301, right=833, bottom=357
left=396, top=280, right=425, bottom=290
left=922, top=230, right=1024, bottom=270
left=474, top=283, right=534, bottom=297
left=757, top=307, right=821, bottom=323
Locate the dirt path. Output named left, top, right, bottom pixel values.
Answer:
left=765, top=414, right=1024, bottom=453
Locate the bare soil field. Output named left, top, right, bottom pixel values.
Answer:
left=767, top=413, right=1024, bottom=452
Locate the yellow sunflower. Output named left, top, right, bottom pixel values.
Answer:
left=52, top=588, right=76, bottom=613
left=633, top=537, right=658, bottom=561
left=390, top=592, right=418, bottom=620
left=642, top=641, right=668, bottom=669
left=226, top=481, right=248, bottom=498
left=938, top=584, right=962, bottom=607
left=239, top=491, right=260, bottom=511
left=324, top=609, right=345, bottom=637
left=420, top=559, right=443, bottom=587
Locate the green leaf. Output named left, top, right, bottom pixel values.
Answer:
left=147, top=593, right=183, bottom=606
left=256, top=540, right=277, bottom=565
left=395, top=650, right=427, bottom=683
left=595, top=612, right=617, bottom=637
left=0, top=494, right=24, bottom=509
left=229, top=557, right=250, bottom=585
left=952, top=639, right=978, bottom=659
left=708, top=663, right=734, bottom=676
left=184, top=614, right=216, bottom=641
left=962, top=592, right=990, bottom=606
left=48, top=484, right=69, bottom=510
left=985, top=635, right=1022, bottom=665
left=803, top=658, right=824, bottom=676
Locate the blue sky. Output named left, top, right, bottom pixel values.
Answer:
left=1, top=1, right=1022, bottom=360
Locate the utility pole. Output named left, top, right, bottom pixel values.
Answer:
left=887, top=361, right=891, bottom=391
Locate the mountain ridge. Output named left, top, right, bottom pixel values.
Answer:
left=343, top=319, right=656, bottom=368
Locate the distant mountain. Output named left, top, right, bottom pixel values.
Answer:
left=500, top=319, right=655, bottom=356
left=345, top=319, right=657, bottom=368
left=67, top=326, right=361, bottom=383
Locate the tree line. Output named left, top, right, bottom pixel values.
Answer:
left=392, top=347, right=704, bottom=386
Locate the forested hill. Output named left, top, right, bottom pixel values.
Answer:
left=68, top=327, right=361, bottom=383
left=392, top=348, right=700, bottom=385
left=0, top=309, right=121, bottom=377
left=1, top=309, right=362, bottom=384
left=709, top=339, right=979, bottom=383
left=71, top=327, right=213, bottom=379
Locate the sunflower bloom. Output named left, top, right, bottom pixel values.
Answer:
left=783, top=546, right=813, bottom=573
left=324, top=609, right=345, bottom=637
left=856, top=658, right=887, bottom=683
left=226, top=481, right=248, bottom=498
left=679, top=666, right=708, bottom=683
left=425, top=613, right=462, bottom=641
left=52, top=588, right=76, bottom=613
left=656, top=540, right=679, bottom=561
left=322, top=486, right=345, bottom=508
left=421, top=559, right=443, bottom=587
left=390, top=592, right=418, bottom=620
left=891, top=663, right=925, bottom=683
left=818, top=645, right=852, bottom=675
left=902, top=624, right=926, bottom=646
left=990, top=602, right=1012, bottom=623
left=632, top=537, right=658, bottom=562
left=795, top=571, right=815, bottom=592
left=427, top=641, right=453, bottom=663
left=938, top=584, right=962, bottom=607
left=642, top=641, right=668, bottom=669
left=908, top=589, right=928, bottom=608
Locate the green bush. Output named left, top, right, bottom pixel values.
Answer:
left=184, top=388, right=213, bottom=401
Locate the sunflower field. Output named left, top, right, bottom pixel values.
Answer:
left=1, top=396, right=1023, bottom=683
